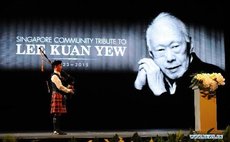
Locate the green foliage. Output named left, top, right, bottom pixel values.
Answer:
left=166, top=130, right=186, bottom=142
left=131, top=132, right=143, bottom=142
left=109, top=134, right=120, bottom=142
left=154, top=135, right=166, bottom=142
left=223, top=125, right=230, bottom=142
left=91, top=137, right=100, bottom=142
left=2, top=135, right=17, bottom=142
left=68, top=136, right=78, bottom=142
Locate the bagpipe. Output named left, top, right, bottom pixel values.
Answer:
left=39, top=47, right=75, bottom=95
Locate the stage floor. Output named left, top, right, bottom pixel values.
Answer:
left=0, top=129, right=190, bottom=140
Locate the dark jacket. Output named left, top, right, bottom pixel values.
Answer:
left=138, top=52, right=229, bottom=129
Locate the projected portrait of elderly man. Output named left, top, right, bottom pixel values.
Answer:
left=134, top=12, right=228, bottom=129
left=134, top=12, right=193, bottom=95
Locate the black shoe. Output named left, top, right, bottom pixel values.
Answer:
left=53, top=130, right=67, bottom=135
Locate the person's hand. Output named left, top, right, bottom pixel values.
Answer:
left=67, top=84, right=74, bottom=89
left=67, top=84, right=75, bottom=95
left=134, top=58, right=166, bottom=96
left=68, top=89, right=74, bottom=95
left=134, top=67, right=147, bottom=90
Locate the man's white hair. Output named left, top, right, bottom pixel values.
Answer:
left=146, top=12, right=191, bottom=51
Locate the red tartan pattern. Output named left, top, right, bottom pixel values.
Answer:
left=50, top=92, right=67, bottom=114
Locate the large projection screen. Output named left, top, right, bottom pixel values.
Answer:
left=0, top=0, right=229, bottom=132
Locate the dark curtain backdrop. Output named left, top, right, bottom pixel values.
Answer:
left=0, top=0, right=229, bottom=132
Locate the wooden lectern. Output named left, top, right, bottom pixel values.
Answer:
left=193, top=86, right=221, bottom=133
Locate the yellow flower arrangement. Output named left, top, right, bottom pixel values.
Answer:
left=190, top=72, right=225, bottom=99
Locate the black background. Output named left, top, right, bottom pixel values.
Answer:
left=0, top=0, right=229, bottom=132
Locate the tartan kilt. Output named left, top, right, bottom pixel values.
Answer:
left=50, top=92, right=67, bottom=114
